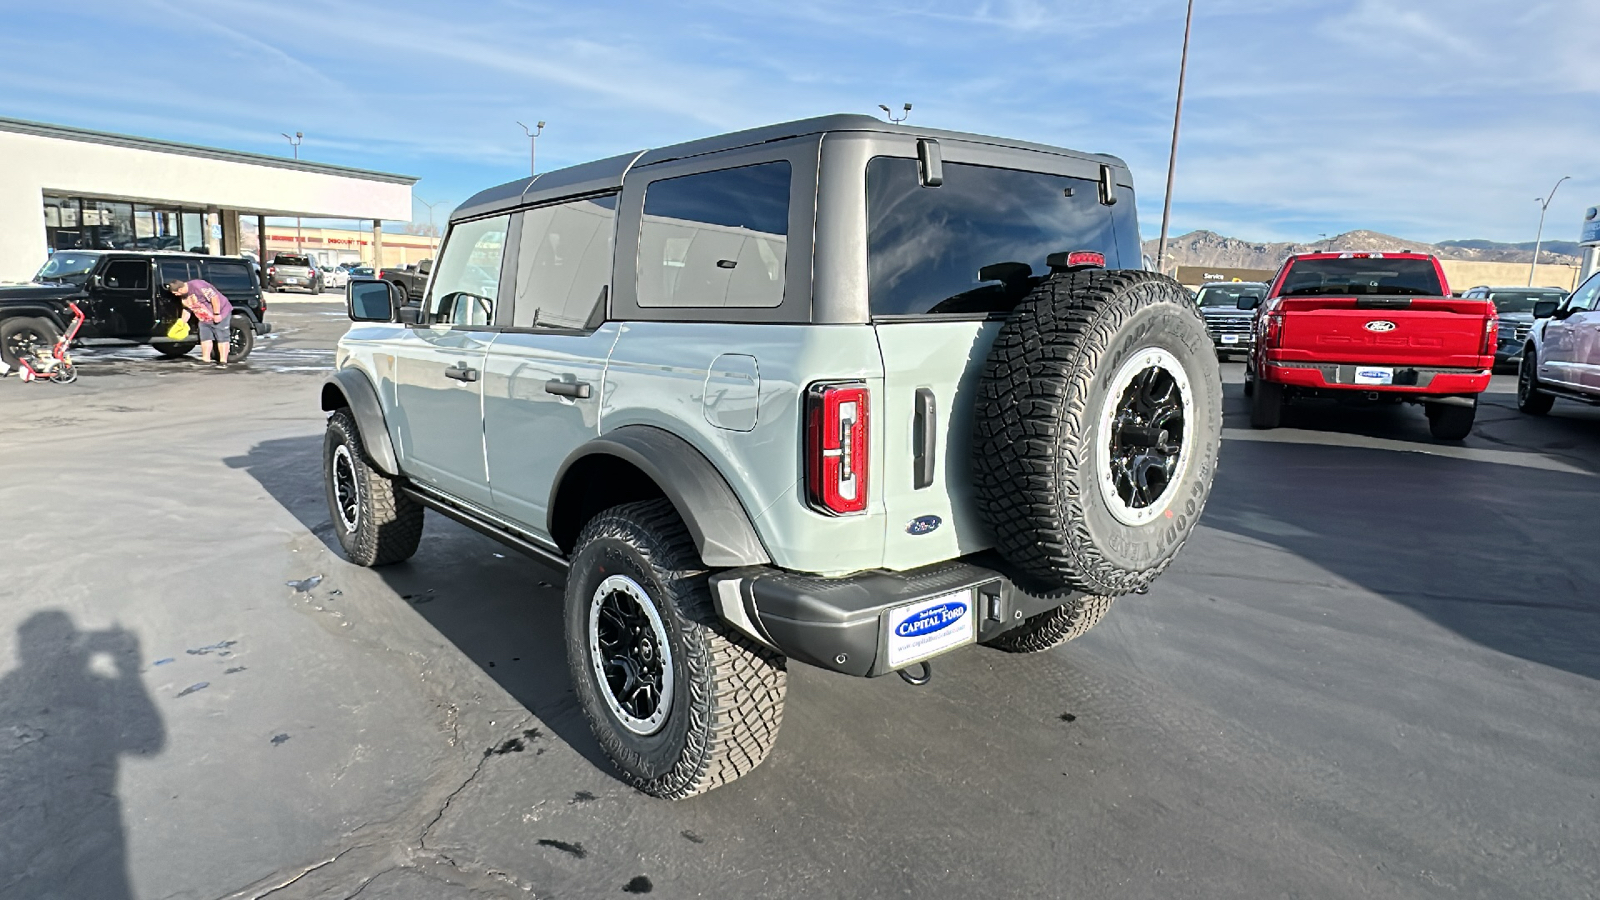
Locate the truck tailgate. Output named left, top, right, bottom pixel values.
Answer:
left=1274, top=297, right=1492, bottom=368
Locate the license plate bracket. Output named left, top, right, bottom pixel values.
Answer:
left=1354, top=366, right=1394, bottom=385
left=884, top=588, right=976, bottom=669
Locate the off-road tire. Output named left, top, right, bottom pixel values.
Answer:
left=1517, top=349, right=1554, bottom=416
left=981, top=594, right=1113, bottom=653
left=322, top=409, right=423, bottom=566
left=152, top=342, right=197, bottom=358
left=1426, top=400, right=1476, bottom=441
left=1, top=317, right=61, bottom=370
left=973, top=269, right=1222, bottom=598
left=228, top=316, right=256, bottom=362
left=566, top=499, right=786, bottom=799
left=1250, top=375, right=1284, bottom=429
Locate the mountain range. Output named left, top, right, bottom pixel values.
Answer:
left=1143, top=230, right=1584, bottom=272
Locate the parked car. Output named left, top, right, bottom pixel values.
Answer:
left=2, top=250, right=270, bottom=367
left=320, top=265, right=349, bottom=290
left=1243, top=251, right=1496, bottom=440
left=1458, top=285, right=1569, bottom=370
left=1516, top=271, right=1600, bottom=415
left=1194, top=281, right=1267, bottom=358
left=264, top=253, right=321, bottom=293
left=320, top=114, right=1222, bottom=798
left=378, top=259, right=431, bottom=303
left=348, top=266, right=375, bottom=280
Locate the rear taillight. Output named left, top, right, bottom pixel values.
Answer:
left=267, top=266, right=276, bottom=275
left=1264, top=313, right=1284, bottom=349
left=805, top=382, right=869, bottom=515
left=1482, top=313, right=1498, bottom=357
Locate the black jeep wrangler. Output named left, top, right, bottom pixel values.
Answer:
left=0, top=250, right=272, bottom=368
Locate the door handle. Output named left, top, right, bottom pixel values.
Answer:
left=545, top=379, right=592, bottom=399
left=444, top=365, right=478, bottom=383
left=913, top=387, right=937, bottom=490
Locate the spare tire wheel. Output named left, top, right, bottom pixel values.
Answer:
left=973, top=269, right=1222, bottom=596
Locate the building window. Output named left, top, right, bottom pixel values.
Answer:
left=182, top=212, right=206, bottom=253
left=43, top=195, right=83, bottom=251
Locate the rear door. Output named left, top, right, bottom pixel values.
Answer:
left=863, top=146, right=1125, bottom=571
left=482, top=195, right=620, bottom=535
left=155, top=259, right=199, bottom=334
left=389, top=214, right=511, bottom=507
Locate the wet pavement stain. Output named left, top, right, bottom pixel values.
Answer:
left=152, top=658, right=174, bottom=666
left=679, top=830, right=704, bottom=845
left=487, top=737, right=526, bottom=756
left=536, top=839, right=585, bottom=859
left=176, top=682, right=209, bottom=698
left=1059, top=713, right=1078, bottom=723
left=224, top=667, right=247, bottom=674
left=187, top=640, right=238, bottom=656
left=623, top=875, right=653, bottom=893
left=270, top=733, right=290, bottom=746
left=571, top=791, right=596, bottom=804
left=285, top=575, right=323, bottom=592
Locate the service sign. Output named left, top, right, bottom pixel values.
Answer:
left=1582, top=206, right=1600, bottom=246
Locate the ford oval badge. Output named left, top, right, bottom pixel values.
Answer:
left=1364, top=320, right=1397, bottom=333
left=907, top=515, right=942, bottom=535
left=894, top=601, right=968, bottom=638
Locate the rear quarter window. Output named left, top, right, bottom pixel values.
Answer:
left=204, top=262, right=255, bottom=295
left=636, top=161, right=791, bottom=309
left=866, top=157, right=1118, bottom=317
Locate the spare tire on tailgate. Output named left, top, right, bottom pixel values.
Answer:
left=973, top=269, right=1222, bottom=597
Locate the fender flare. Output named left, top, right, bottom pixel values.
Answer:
left=551, top=425, right=771, bottom=568
left=321, top=368, right=400, bottom=476
left=0, top=305, right=71, bottom=332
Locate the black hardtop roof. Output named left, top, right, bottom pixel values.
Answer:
left=453, top=114, right=1130, bottom=223
left=48, top=249, right=255, bottom=263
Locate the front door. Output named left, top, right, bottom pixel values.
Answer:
left=389, top=214, right=512, bottom=508
left=1539, top=273, right=1600, bottom=388
left=481, top=196, right=621, bottom=536
left=90, top=257, right=157, bottom=339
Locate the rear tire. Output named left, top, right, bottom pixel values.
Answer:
left=1249, top=376, right=1284, bottom=429
left=323, top=409, right=423, bottom=566
left=973, top=269, right=1223, bottom=598
left=981, top=594, right=1112, bottom=653
left=1427, top=400, right=1476, bottom=441
left=228, top=317, right=256, bottom=362
left=1517, top=350, right=1554, bottom=416
left=1, top=317, right=61, bottom=370
left=566, top=499, right=786, bottom=799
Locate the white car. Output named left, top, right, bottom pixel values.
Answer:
left=319, top=265, right=349, bottom=291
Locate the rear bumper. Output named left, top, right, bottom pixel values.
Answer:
left=1263, top=361, right=1491, bottom=395
left=253, top=321, right=272, bottom=335
left=710, top=559, right=1075, bottom=677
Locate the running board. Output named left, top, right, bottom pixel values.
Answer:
left=400, top=484, right=569, bottom=571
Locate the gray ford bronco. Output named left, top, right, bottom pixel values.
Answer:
left=319, top=115, right=1221, bottom=798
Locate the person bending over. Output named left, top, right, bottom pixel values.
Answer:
left=165, top=278, right=235, bottom=367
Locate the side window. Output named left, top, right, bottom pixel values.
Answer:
left=427, top=215, right=510, bottom=327
left=203, top=262, right=254, bottom=295
left=512, top=194, right=617, bottom=330
left=102, top=259, right=150, bottom=291
left=157, top=260, right=196, bottom=285
left=1564, top=274, right=1600, bottom=313
left=637, top=161, right=790, bottom=308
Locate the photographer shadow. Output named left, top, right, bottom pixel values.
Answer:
left=0, top=611, right=165, bottom=900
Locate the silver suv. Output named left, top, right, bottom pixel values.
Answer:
left=319, top=115, right=1222, bottom=798
left=1517, top=270, right=1600, bottom=414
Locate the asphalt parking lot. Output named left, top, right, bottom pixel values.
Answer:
left=1, top=298, right=1596, bottom=900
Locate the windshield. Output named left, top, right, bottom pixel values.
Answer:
left=1280, top=258, right=1442, bottom=297
left=1196, top=284, right=1265, bottom=308
left=34, top=252, right=99, bottom=283
left=1487, top=290, right=1565, bottom=314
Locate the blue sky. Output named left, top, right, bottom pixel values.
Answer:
left=2, top=0, right=1596, bottom=244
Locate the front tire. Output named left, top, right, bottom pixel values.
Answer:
left=322, top=409, right=423, bottom=566
left=1, top=317, right=61, bottom=370
left=1517, top=349, right=1555, bottom=415
left=982, top=594, right=1112, bottom=654
left=153, top=342, right=197, bottom=358
left=566, top=499, right=786, bottom=799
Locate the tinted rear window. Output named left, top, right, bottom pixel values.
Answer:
left=866, top=158, right=1117, bottom=317
left=273, top=255, right=312, bottom=266
left=204, top=261, right=255, bottom=294
left=1196, top=284, right=1266, bottom=307
left=637, top=162, right=791, bottom=309
left=1486, top=290, right=1565, bottom=314
left=1280, top=258, right=1442, bottom=297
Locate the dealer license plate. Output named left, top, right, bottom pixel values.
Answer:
left=1354, top=367, right=1394, bottom=385
left=1221, top=335, right=1239, bottom=344
left=885, top=588, right=976, bottom=668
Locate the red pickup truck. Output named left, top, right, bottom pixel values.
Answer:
left=1242, top=252, right=1497, bottom=440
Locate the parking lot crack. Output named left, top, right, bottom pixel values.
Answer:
left=248, top=844, right=365, bottom=899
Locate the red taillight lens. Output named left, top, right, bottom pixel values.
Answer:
left=1482, top=314, right=1498, bottom=357
left=805, top=382, right=869, bottom=515
left=1264, top=313, right=1284, bottom=349
left=267, top=266, right=276, bottom=275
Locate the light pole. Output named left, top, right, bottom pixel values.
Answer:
left=517, top=121, right=546, bottom=176
left=281, top=131, right=304, bottom=254
left=1155, top=0, right=1195, bottom=280
left=415, top=197, right=449, bottom=257
left=1529, top=175, right=1570, bottom=286
left=878, top=103, right=912, bottom=124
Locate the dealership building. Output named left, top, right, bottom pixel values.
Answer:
left=0, top=117, right=416, bottom=284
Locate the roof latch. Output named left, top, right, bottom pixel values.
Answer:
left=917, top=139, right=943, bottom=188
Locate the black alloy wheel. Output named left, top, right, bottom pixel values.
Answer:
left=1107, top=365, right=1186, bottom=512
left=1, top=318, right=60, bottom=369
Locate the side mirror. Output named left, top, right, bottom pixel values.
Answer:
left=417, top=259, right=432, bottom=275
left=347, top=279, right=400, bottom=322
left=1236, top=295, right=1261, bottom=310
left=1532, top=299, right=1559, bottom=319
